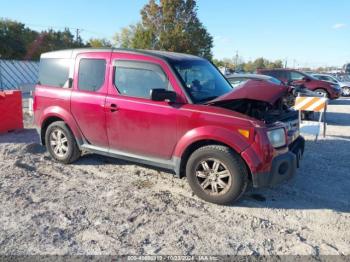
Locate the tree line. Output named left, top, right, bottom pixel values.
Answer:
left=0, top=0, right=213, bottom=61
left=212, top=57, right=285, bottom=73
left=0, top=19, right=87, bottom=60
left=0, top=0, right=285, bottom=71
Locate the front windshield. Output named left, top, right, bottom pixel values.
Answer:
left=171, top=59, right=233, bottom=103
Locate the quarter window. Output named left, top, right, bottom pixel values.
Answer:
left=78, top=59, right=106, bottom=92
left=114, top=61, right=171, bottom=99
left=38, top=58, right=70, bottom=88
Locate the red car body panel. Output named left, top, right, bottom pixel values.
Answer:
left=34, top=86, right=84, bottom=142
left=105, top=52, right=185, bottom=158
left=71, top=52, right=111, bottom=147
left=34, top=49, right=302, bottom=185
left=209, top=80, right=288, bottom=105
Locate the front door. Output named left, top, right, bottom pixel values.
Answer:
left=106, top=57, right=179, bottom=159
left=71, top=52, right=110, bottom=147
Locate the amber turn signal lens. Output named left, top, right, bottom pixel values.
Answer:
left=238, top=129, right=250, bottom=139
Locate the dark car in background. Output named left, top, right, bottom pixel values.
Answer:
left=257, top=68, right=342, bottom=99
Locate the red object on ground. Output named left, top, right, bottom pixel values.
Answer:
left=0, top=90, right=23, bottom=133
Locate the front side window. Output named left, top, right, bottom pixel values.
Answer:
left=114, top=61, right=171, bottom=99
left=172, top=60, right=232, bottom=103
left=78, top=59, right=106, bottom=92
left=39, top=58, right=70, bottom=88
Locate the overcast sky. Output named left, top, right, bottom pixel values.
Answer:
left=1, top=0, right=349, bottom=68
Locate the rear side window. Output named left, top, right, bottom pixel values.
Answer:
left=114, top=61, right=171, bottom=99
left=78, top=59, right=106, bottom=92
left=38, top=58, right=70, bottom=88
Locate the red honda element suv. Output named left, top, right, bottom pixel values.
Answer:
left=34, top=48, right=304, bottom=204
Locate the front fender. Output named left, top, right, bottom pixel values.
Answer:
left=173, top=126, right=252, bottom=158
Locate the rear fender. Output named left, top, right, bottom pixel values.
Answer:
left=39, top=106, right=84, bottom=145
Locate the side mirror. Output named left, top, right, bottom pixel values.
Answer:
left=150, top=89, right=177, bottom=102
left=302, top=76, right=311, bottom=82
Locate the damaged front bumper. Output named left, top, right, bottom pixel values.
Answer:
left=252, top=136, right=305, bottom=188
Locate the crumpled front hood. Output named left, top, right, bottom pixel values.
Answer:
left=207, top=80, right=289, bottom=105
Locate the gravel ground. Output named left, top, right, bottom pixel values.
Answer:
left=0, top=98, right=349, bottom=256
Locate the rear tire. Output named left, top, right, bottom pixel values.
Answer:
left=186, top=145, right=248, bottom=205
left=45, top=121, right=81, bottom=164
left=342, top=86, right=350, bottom=97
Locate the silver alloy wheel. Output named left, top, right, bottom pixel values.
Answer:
left=315, top=90, right=327, bottom=97
left=50, top=129, right=69, bottom=158
left=343, top=87, right=350, bottom=96
left=195, top=158, right=232, bottom=195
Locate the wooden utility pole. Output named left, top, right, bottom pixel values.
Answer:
left=76, top=28, right=81, bottom=43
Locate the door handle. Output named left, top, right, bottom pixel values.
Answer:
left=103, top=103, right=118, bottom=112
left=109, top=104, right=118, bottom=112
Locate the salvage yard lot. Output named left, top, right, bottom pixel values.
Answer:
left=0, top=99, right=349, bottom=255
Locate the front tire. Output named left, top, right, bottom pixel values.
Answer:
left=186, top=145, right=248, bottom=205
left=45, top=121, right=81, bottom=164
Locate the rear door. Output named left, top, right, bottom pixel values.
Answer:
left=71, top=52, right=110, bottom=147
left=105, top=54, right=181, bottom=159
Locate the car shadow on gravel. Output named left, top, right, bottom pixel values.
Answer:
left=75, top=153, right=173, bottom=174
left=0, top=128, right=40, bottom=144
left=240, top=138, right=350, bottom=213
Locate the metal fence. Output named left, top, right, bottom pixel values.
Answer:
left=0, top=59, right=39, bottom=91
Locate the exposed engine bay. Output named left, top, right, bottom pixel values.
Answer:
left=212, top=94, right=297, bottom=124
